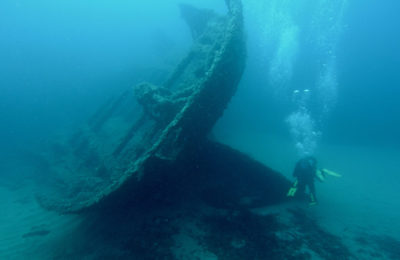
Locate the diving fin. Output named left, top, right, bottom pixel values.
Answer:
left=287, top=180, right=298, bottom=197
left=322, top=168, right=342, bottom=178
left=287, top=187, right=297, bottom=197
left=309, top=193, right=318, bottom=206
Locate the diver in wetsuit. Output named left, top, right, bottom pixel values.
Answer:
left=295, top=156, right=318, bottom=205
left=287, top=156, right=318, bottom=205
left=287, top=156, right=342, bottom=206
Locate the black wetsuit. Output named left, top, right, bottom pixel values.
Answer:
left=293, top=156, right=317, bottom=202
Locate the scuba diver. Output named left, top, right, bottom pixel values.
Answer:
left=287, top=156, right=341, bottom=206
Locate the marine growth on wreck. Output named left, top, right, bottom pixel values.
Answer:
left=37, top=0, right=268, bottom=213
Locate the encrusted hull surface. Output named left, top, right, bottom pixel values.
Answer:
left=38, top=0, right=247, bottom=213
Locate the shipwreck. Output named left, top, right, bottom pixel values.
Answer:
left=37, top=0, right=290, bottom=214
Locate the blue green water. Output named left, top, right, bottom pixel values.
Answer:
left=219, top=0, right=400, bottom=151
left=1, top=0, right=399, bottom=155
left=0, top=0, right=399, bottom=258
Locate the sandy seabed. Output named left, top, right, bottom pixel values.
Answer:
left=1, top=128, right=399, bottom=259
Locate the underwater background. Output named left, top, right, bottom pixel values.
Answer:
left=1, top=0, right=399, bottom=258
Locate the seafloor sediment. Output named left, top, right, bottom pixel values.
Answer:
left=2, top=156, right=400, bottom=259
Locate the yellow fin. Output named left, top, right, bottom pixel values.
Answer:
left=287, top=180, right=298, bottom=197
left=322, top=168, right=342, bottom=178
left=287, top=187, right=297, bottom=197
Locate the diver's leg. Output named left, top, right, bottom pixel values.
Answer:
left=296, top=181, right=306, bottom=197
left=308, top=182, right=317, bottom=205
